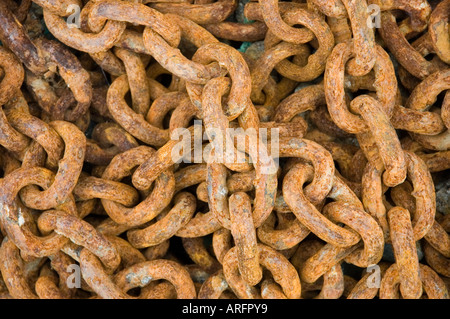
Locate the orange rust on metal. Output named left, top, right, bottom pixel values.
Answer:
left=223, top=244, right=301, bottom=299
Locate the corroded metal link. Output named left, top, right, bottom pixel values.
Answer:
left=126, top=192, right=196, bottom=248
left=114, top=259, right=197, bottom=299
left=146, top=92, right=190, bottom=129
left=43, top=3, right=127, bottom=54
left=387, top=206, right=422, bottom=299
left=114, top=48, right=150, bottom=116
left=410, top=130, right=450, bottom=152
left=92, top=122, right=139, bottom=153
left=257, top=212, right=310, bottom=250
left=101, top=146, right=175, bottom=227
left=175, top=211, right=222, bottom=238
left=131, top=126, right=198, bottom=190
left=35, top=264, right=65, bottom=299
left=390, top=104, right=446, bottom=136
left=143, top=240, right=170, bottom=262
left=325, top=202, right=384, bottom=268
left=261, top=278, right=289, bottom=299
left=198, top=270, right=230, bottom=299
left=19, top=121, right=86, bottom=210
left=194, top=53, right=278, bottom=231
left=324, top=41, right=397, bottom=134
left=283, top=163, right=360, bottom=247
left=202, top=76, right=252, bottom=172
left=402, top=151, right=436, bottom=241
left=37, top=210, right=121, bottom=274
left=150, top=0, right=237, bottom=25
left=419, top=150, right=450, bottom=172
left=407, top=70, right=450, bottom=112
left=35, top=38, right=93, bottom=122
left=73, top=176, right=139, bottom=207
left=48, top=251, right=77, bottom=299
left=347, top=262, right=390, bottom=299
left=442, top=91, right=450, bottom=132
left=428, top=0, right=450, bottom=64
left=380, top=263, right=448, bottom=299
left=369, top=0, right=431, bottom=31
left=0, top=178, right=74, bottom=258
left=273, top=84, right=325, bottom=123
left=106, top=235, right=146, bottom=269
left=229, top=192, right=262, bottom=286
left=291, top=239, right=345, bottom=299
left=107, top=75, right=169, bottom=147
left=257, top=0, right=313, bottom=45
left=0, top=47, right=25, bottom=106
left=279, top=138, right=335, bottom=205
left=266, top=0, right=374, bottom=76
left=424, top=219, right=450, bottom=259
left=190, top=42, right=253, bottom=120
left=79, top=249, right=128, bottom=299
left=87, top=0, right=181, bottom=47
left=0, top=237, right=38, bottom=299
left=203, top=21, right=267, bottom=42
left=424, top=241, right=450, bottom=278
left=379, top=11, right=439, bottom=80
left=182, top=237, right=221, bottom=274
left=0, top=48, right=31, bottom=156
left=299, top=202, right=383, bottom=283
left=351, top=95, right=406, bottom=187
left=0, top=1, right=47, bottom=74
left=251, top=42, right=310, bottom=104
left=362, top=150, right=435, bottom=241
left=32, top=0, right=82, bottom=17
left=340, top=0, right=375, bottom=76
left=4, top=109, right=64, bottom=169
left=267, top=7, right=334, bottom=82
left=223, top=244, right=301, bottom=299
left=142, top=16, right=221, bottom=85
left=174, top=164, right=206, bottom=193
left=212, top=228, right=233, bottom=265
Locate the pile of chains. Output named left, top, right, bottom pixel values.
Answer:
left=0, top=0, right=448, bottom=299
